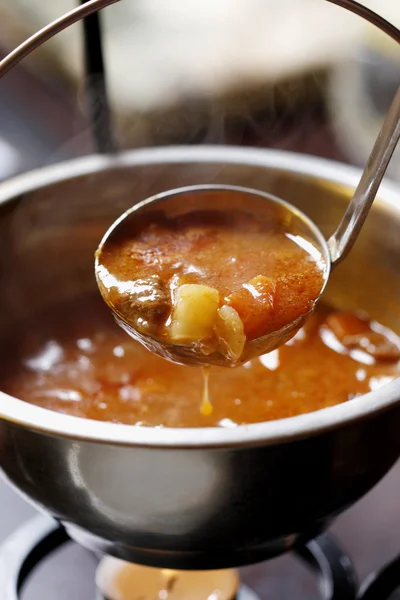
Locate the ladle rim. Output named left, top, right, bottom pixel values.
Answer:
left=0, top=145, right=399, bottom=448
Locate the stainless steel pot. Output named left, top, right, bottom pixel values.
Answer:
left=0, top=146, right=400, bottom=570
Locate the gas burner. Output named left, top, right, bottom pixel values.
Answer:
left=96, top=556, right=260, bottom=600
left=0, top=515, right=361, bottom=600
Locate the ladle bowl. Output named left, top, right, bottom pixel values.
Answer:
left=95, top=184, right=330, bottom=366
left=1, top=146, right=400, bottom=569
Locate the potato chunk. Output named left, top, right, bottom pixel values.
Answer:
left=215, top=305, right=246, bottom=362
left=169, top=284, right=220, bottom=342
left=226, top=275, right=275, bottom=340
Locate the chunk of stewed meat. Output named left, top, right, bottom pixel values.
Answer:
left=326, top=312, right=400, bottom=361
left=113, top=275, right=171, bottom=331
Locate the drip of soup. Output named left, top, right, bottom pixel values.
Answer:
left=96, top=209, right=326, bottom=365
left=1, top=296, right=399, bottom=428
left=201, top=366, right=213, bottom=416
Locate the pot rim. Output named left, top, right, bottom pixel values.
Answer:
left=0, top=145, right=399, bottom=449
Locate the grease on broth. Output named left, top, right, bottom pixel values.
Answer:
left=1, top=296, right=399, bottom=428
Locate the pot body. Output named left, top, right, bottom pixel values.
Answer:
left=0, top=147, right=400, bottom=568
left=2, top=409, right=400, bottom=569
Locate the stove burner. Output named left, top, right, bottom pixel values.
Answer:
left=0, top=516, right=361, bottom=600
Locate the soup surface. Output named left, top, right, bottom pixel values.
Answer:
left=1, top=296, right=399, bottom=428
left=96, top=208, right=326, bottom=363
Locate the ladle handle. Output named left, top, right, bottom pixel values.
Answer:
left=328, top=86, right=400, bottom=267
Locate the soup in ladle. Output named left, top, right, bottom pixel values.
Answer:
left=95, top=203, right=327, bottom=368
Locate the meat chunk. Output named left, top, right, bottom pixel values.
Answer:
left=326, top=312, right=400, bottom=361
left=113, top=275, right=171, bottom=330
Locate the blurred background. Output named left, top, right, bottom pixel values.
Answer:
left=0, top=0, right=398, bottom=181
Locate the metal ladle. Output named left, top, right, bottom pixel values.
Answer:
left=95, top=86, right=400, bottom=367
left=0, top=0, right=399, bottom=366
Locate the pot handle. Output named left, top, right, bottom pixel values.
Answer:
left=328, top=86, right=400, bottom=268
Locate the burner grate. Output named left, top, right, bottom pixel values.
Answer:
left=3, top=515, right=400, bottom=599
left=357, top=554, right=400, bottom=600
left=0, top=515, right=361, bottom=600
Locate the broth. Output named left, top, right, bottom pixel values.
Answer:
left=1, top=296, right=399, bottom=428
